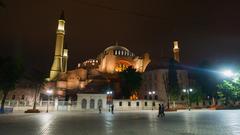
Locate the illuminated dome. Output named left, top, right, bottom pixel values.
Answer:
left=103, top=44, right=134, bottom=57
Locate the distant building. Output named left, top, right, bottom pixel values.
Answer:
left=139, top=41, right=189, bottom=103
left=140, top=69, right=189, bottom=103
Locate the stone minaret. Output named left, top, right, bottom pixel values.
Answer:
left=49, top=11, right=65, bottom=81
left=173, top=41, right=180, bottom=62
left=62, top=48, right=68, bottom=72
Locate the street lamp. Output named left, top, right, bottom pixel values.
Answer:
left=106, top=90, right=113, bottom=112
left=46, top=89, right=53, bottom=113
left=183, top=88, right=193, bottom=111
left=222, top=70, right=234, bottom=78
left=148, top=91, right=155, bottom=110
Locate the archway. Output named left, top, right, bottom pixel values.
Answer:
left=90, top=99, right=95, bottom=109
left=115, top=60, right=132, bottom=72
left=81, top=99, right=87, bottom=109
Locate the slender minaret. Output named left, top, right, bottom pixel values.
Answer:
left=49, top=11, right=66, bottom=81
left=173, top=41, right=180, bottom=62
left=62, top=48, right=68, bottom=72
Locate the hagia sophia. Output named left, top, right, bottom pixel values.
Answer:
left=47, top=12, right=151, bottom=98
left=5, top=12, right=188, bottom=107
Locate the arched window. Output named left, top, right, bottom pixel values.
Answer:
left=97, top=99, right=103, bottom=108
left=128, top=102, right=131, bottom=106
left=81, top=99, right=87, bottom=109
left=119, top=101, right=122, bottom=106
left=118, top=50, right=121, bottom=55
left=90, top=99, right=95, bottom=109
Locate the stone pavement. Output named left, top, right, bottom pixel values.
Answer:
left=0, top=110, right=240, bottom=135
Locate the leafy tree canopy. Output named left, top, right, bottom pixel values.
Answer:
left=119, top=66, right=142, bottom=98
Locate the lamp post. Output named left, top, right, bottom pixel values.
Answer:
left=183, top=88, right=193, bottom=111
left=107, top=91, right=113, bottom=112
left=148, top=91, right=155, bottom=110
left=46, top=89, right=53, bottom=113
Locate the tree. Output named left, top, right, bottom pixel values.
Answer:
left=167, top=58, right=180, bottom=108
left=217, top=75, right=240, bottom=105
left=0, top=1, right=5, bottom=8
left=189, top=83, right=204, bottom=105
left=119, top=66, right=142, bottom=99
left=25, top=69, right=47, bottom=112
left=191, top=61, right=219, bottom=105
left=0, top=57, right=23, bottom=113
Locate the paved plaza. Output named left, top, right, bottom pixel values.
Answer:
left=0, top=110, right=240, bottom=135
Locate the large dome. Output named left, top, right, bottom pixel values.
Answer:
left=99, top=43, right=135, bottom=57
left=104, top=45, right=130, bottom=53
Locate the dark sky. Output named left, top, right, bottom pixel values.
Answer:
left=0, top=0, right=240, bottom=72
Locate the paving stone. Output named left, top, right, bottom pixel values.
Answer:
left=0, top=110, right=239, bottom=135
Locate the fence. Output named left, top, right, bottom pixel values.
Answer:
left=2, top=99, right=229, bottom=112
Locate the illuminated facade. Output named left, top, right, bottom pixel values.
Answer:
left=55, top=44, right=151, bottom=91
left=47, top=13, right=151, bottom=93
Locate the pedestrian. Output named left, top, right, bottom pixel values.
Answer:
left=158, top=104, right=162, bottom=117
left=111, top=104, right=114, bottom=114
left=161, top=104, right=165, bottom=117
left=98, top=105, right=102, bottom=114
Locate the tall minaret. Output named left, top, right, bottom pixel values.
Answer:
left=62, top=48, right=68, bottom=72
left=173, top=41, right=180, bottom=62
left=49, top=11, right=66, bottom=81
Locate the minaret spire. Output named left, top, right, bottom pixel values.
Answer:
left=173, top=41, right=180, bottom=62
left=49, top=11, right=66, bottom=81
left=60, top=10, right=65, bottom=20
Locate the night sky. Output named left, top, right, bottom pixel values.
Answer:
left=0, top=0, right=240, bottom=72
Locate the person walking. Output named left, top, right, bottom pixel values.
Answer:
left=158, top=104, right=162, bottom=117
left=161, top=104, right=165, bottom=117
left=111, top=104, right=114, bottom=114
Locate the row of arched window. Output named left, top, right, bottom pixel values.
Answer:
left=118, top=101, right=156, bottom=107
left=114, top=50, right=134, bottom=56
left=81, top=99, right=103, bottom=109
left=144, top=95, right=158, bottom=100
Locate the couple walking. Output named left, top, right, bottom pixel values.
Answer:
left=158, top=104, right=165, bottom=117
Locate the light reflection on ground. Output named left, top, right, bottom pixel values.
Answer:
left=0, top=110, right=240, bottom=135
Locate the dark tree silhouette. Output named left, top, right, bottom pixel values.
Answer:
left=0, top=57, right=23, bottom=113
left=191, top=61, right=219, bottom=105
left=0, top=1, right=5, bottom=8
left=25, top=69, right=47, bottom=112
left=167, top=58, right=180, bottom=108
left=119, top=66, right=142, bottom=99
